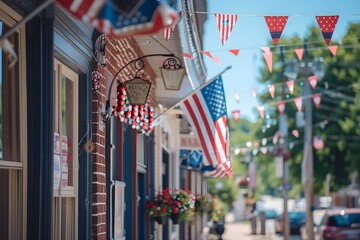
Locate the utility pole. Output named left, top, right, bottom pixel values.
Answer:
left=303, top=43, right=315, bottom=240
left=303, top=65, right=315, bottom=240
left=280, top=46, right=290, bottom=240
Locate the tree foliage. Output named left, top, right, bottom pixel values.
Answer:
left=254, top=23, right=360, bottom=197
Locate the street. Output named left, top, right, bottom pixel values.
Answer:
left=219, top=214, right=301, bottom=240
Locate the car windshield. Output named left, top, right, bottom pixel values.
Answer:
left=328, top=213, right=360, bottom=227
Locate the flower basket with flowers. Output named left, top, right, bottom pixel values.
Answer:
left=195, top=194, right=213, bottom=214
left=145, top=187, right=172, bottom=224
left=169, top=189, right=195, bottom=224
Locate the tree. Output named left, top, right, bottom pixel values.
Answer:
left=255, top=23, right=360, bottom=197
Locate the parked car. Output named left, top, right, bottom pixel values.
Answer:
left=275, top=211, right=306, bottom=234
left=300, top=209, right=326, bottom=240
left=315, top=208, right=360, bottom=240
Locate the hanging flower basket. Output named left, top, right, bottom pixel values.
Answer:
left=171, top=213, right=180, bottom=224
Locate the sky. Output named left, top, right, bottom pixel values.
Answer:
left=202, top=0, right=360, bottom=122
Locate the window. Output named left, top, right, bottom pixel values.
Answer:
left=0, top=3, right=27, bottom=239
left=52, top=59, right=79, bottom=239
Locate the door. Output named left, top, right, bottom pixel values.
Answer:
left=52, top=59, right=79, bottom=239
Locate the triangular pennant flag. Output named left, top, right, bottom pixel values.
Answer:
left=164, top=24, right=176, bottom=41
left=328, top=45, right=338, bottom=56
left=287, top=80, right=295, bottom=94
left=295, top=48, right=304, bottom=60
left=215, top=14, right=238, bottom=46
left=261, top=47, right=272, bottom=72
left=212, top=56, right=221, bottom=65
left=292, top=129, right=299, bottom=138
left=312, top=93, right=321, bottom=109
left=257, top=106, right=265, bottom=119
left=252, top=88, right=257, bottom=98
left=277, top=101, right=286, bottom=115
left=232, top=110, right=240, bottom=122
left=316, top=16, right=339, bottom=45
left=313, top=135, right=324, bottom=150
left=268, top=84, right=275, bottom=98
left=264, top=16, right=289, bottom=46
left=294, top=97, right=303, bottom=112
left=308, top=76, right=318, bottom=89
left=201, top=51, right=221, bottom=65
left=229, top=49, right=240, bottom=56
left=201, top=51, right=212, bottom=58
left=182, top=53, right=193, bottom=60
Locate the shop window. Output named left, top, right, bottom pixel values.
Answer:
left=0, top=4, right=26, bottom=239
left=52, top=59, right=79, bottom=239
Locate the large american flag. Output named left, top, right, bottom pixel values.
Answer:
left=56, top=0, right=179, bottom=36
left=215, top=14, right=238, bottom=46
left=180, top=76, right=230, bottom=168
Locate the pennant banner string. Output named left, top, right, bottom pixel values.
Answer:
left=178, top=11, right=360, bottom=17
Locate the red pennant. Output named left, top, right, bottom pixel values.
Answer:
left=215, top=14, right=239, bottom=46
left=182, top=53, right=193, bottom=60
left=261, top=47, right=273, bottom=72
left=268, top=84, right=275, bottom=98
left=294, top=97, right=303, bottom=112
left=257, top=106, right=265, bottom=119
left=252, top=88, right=257, bottom=98
left=295, top=48, right=304, bottom=60
left=232, top=110, right=240, bottom=122
left=287, top=80, right=294, bottom=94
left=316, top=16, right=339, bottom=45
left=292, top=129, right=299, bottom=138
left=312, top=93, right=321, bottom=109
left=201, top=51, right=220, bottom=64
left=201, top=51, right=212, bottom=58
left=277, top=101, right=286, bottom=115
left=328, top=45, right=338, bottom=56
left=229, top=49, right=240, bottom=56
left=264, top=16, right=289, bottom=46
left=313, top=135, right=324, bottom=150
left=308, top=76, right=318, bottom=89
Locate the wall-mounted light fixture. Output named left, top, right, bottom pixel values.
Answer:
left=160, top=57, right=185, bottom=90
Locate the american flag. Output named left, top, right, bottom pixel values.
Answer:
left=204, top=161, right=232, bottom=178
left=56, top=0, right=179, bottom=36
left=180, top=76, right=230, bottom=168
left=215, top=14, right=238, bottom=46
left=316, top=16, right=339, bottom=45
left=264, top=16, right=288, bottom=46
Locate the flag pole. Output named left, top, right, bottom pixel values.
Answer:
left=0, top=0, right=54, bottom=43
left=154, top=65, right=232, bottom=121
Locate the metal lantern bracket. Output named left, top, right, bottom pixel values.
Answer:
left=103, top=53, right=183, bottom=122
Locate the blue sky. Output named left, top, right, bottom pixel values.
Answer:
left=202, top=0, right=360, bottom=122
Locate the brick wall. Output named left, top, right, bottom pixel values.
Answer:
left=91, top=36, right=156, bottom=239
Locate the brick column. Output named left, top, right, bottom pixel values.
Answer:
left=91, top=66, right=107, bottom=239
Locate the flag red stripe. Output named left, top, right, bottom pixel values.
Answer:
left=183, top=100, right=214, bottom=166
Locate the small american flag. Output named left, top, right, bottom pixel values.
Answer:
left=164, top=24, right=176, bottom=41
left=180, top=76, right=230, bottom=168
left=215, top=14, right=238, bottom=46
left=316, top=16, right=339, bottom=45
left=264, top=16, right=288, bottom=46
left=56, top=0, right=179, bottom=37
